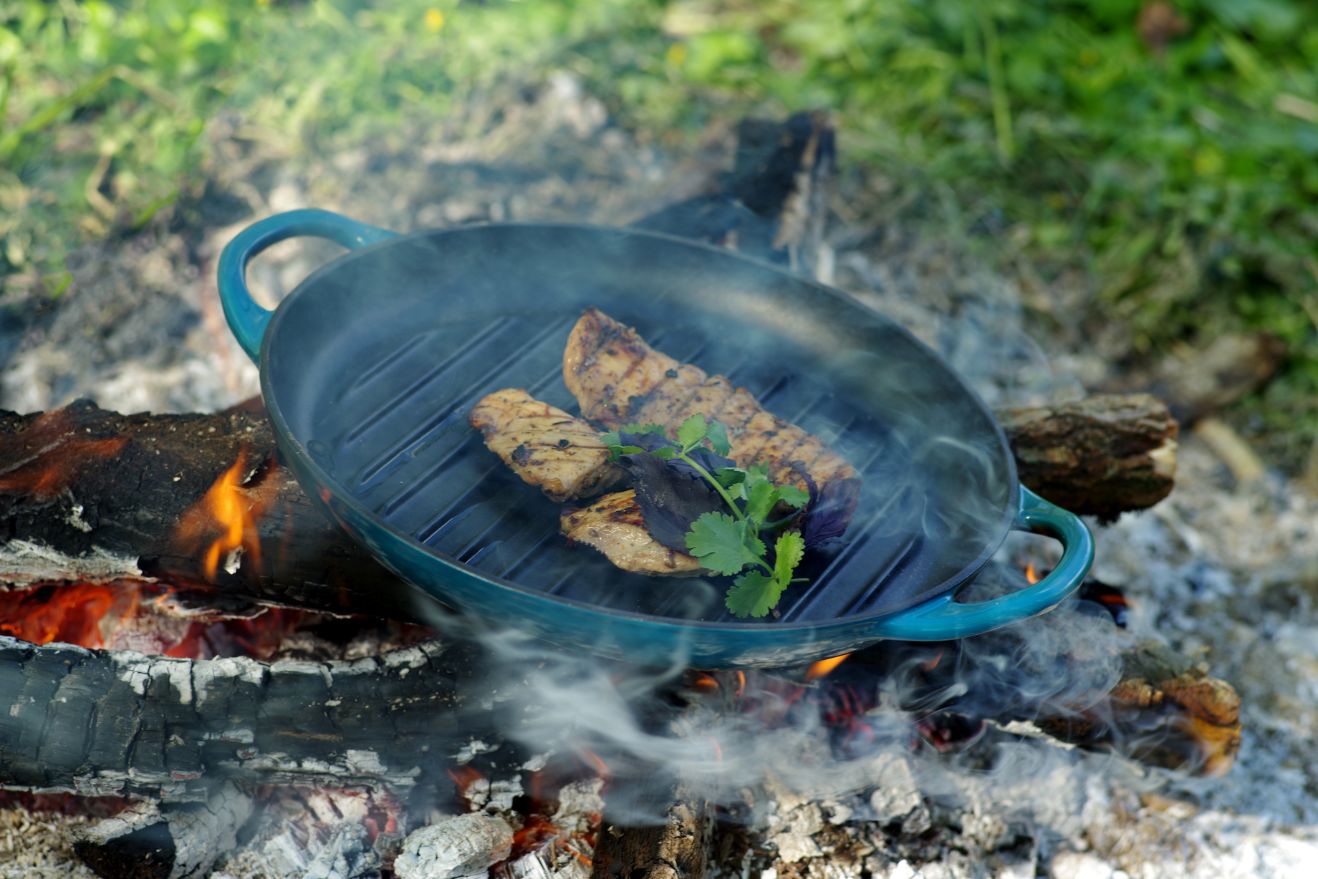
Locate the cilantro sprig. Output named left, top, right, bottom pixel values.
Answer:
left=603, top=415, right=809, bottom=618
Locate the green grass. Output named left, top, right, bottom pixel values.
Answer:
left=4, top=0, right=1317, bottom=460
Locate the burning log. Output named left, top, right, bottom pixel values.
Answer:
left=0, top=393, right=1175, bottom=617
left=996, top=393, right=1178, bottom=520
left=0, top=634, right=483, bottom=802
left=0, top=400, right=424, bottom=620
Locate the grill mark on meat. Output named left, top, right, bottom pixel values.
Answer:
left=563, top=308, right=860, bottom=530
left=560, top=490, right=705, bottom=576
left=470, top=388, right=624, bottom=502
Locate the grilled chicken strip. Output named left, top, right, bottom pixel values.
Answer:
left=563, top=308, right=858, bottom=499
left=561, top=490, right=705, bottom=576
left=470, top=388, right=624, bottom=502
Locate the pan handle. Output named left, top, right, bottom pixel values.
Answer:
left=870, top=486, right=1093, bottom=641
left=217, top=209, right=397, bottom=363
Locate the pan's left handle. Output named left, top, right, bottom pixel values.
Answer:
left=870, top=486, right=1093, bottom=641
left=218, top=209, right=397, bottom=363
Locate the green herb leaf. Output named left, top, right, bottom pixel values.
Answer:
left=600, top=430, right=620, bottom=449
left=777, top=484, right=810, bottom=508
left=714, top=467, right=746, bottom=488
left=706, top=419, right=732, bottom=456
left=652, top=446, right=677, bottom=460
left=725, top=570, right=786, bottom=618
left=685, top=511, right=759, bottom=575
left=621, top=423, right=668, bottom=437
left=773, top=531, right=806, bottom=584
left=743, top=478, right=779, bottom=525
left=676, top=413, right=708, bottom=450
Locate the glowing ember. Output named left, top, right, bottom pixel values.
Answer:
left=1024, top=561, right=1040, bottom=584
left=805, top=652, right=851, bottom=681
left=0, top=582, right=139, bottom=648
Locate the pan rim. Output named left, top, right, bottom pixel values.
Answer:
left=259, top=221, right=1021, bottom=635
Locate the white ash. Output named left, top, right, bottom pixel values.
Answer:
left=462, top=776, right=523, bottom=816
left=392, top=813, right=514, bottom=879
left=551, top=778, right=604, bottom=832
left=0, top=804, right=99, bottom=879
left=0, top=540, right=141, bottom=586
left=213, top=789, right=382, bottom=879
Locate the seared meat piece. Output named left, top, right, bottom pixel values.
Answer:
left=560, top=490, right=705, bottom=576
left=563, top=308, right=858, bottom=499
left=469, top=388, right=623, bottom=502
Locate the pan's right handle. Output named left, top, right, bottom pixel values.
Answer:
left=870, top=486, right=1094, bottom=641
left=218, top=209, right=397, bottom=363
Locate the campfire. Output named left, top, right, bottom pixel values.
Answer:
left=3, top=99, right=1299, bottom=879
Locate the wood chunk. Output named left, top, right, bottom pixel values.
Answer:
left=392, top=813, right=514, bottom=879
left=997, top=393, right=1178, bottom=520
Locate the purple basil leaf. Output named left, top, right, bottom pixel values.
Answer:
left=618, top=453, right=725, bottom=551
left=802, top=476, right=861, bottom=548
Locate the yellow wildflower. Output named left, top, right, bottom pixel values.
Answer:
left=424, top=8, right=445, bottom=34
left=666, top=42, right=688, bottom=68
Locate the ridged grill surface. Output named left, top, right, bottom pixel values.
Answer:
left=314, top=311, right=940, bottom=624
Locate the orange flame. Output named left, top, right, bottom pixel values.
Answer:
left=805, top=652, right=851, bottom=681
left=1024, top=562, right=1040, bottom=584
left=175, top=448, right=268, bottom=581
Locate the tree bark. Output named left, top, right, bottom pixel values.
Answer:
left=997, top=393, right=1178, bottom=520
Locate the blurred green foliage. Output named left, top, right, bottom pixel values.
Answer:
left=2, top=0, right=1316, bottom=455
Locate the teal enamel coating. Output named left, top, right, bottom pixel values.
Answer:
left=217, top=209, right=1095, bottom=666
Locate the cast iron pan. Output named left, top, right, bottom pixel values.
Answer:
left=218, top=209, right=1092, bottom=668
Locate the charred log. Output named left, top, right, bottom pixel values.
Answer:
left=0, top=634, right=484, bottom=802
left=997, top=393, right=1178, bottom=520
left=0, top=400, right=427, bottom=621
left=632, top=111, right=834, bottom=276
left=0, top=395, right=1177, bottom=619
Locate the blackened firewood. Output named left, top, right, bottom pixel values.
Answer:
left=998, top=393, right=1178, bottom=520
left=0, top=394, right=1176, bottom=624
left=0, top=635, right=484, bottom=802
left=590, top=781, right=709, bottom=879
left=0, top=400, right=426, bottom=622
left=632, top=111, right=835, bottom=276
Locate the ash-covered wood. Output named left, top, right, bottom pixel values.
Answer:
left=0, top=635, right=482, bottom=802
left=225, top=789, right=386, bottom=879
left=393, top=812, right=514, bottom=879
left=997, top=393, right=1178, bottom=520
left=72, top=782, right=252, bottom=879
left=590, top=782, right=709, bottom=879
